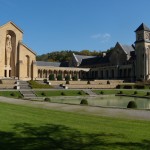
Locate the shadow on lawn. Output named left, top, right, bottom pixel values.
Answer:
left=0, top=123, right=149, bottom=150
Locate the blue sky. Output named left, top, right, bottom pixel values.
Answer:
left=0, top=0, right=150, bottom=55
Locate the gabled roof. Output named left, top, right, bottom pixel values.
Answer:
left=20, top=42, right=36, bottom=55
left=120, top=44, right=135, bottom=55
left=36, top=61, right=61, bottom=67
left=135, top=23, right=150, bottom=32
left=80, top=55, right=109, bottom=67
left=116, top=42, right=134, bottom=55
left=73, top=53, right=96, bottom=64
left=0, top=21, right=23, bottom=33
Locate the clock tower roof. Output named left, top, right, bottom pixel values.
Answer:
left=135, top=23, right=150, bottom=32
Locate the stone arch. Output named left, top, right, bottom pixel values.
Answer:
left=5, top=30, right=16, bottom=77
left=38, top=69, right=41, bottom=78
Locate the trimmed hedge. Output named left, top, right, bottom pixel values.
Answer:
left=127, top=101, right=137, bottom=108
left=72, top=75, right=78, bottom=81
left=78, top=91, right=84, bottom=95
left=87, top=80, right=90, bottom=84
left=44, top=97, right=51, bottom=102
left=43, top=79, right=47, bottom=83
left=57, top=74, right=63, bottom=81
left=61, top=92, right=66, bottom=96
left=80, top=99, right=88, bottom=105
left=65, top=75, right=70, bottom=81
left=100, top=91, right=104, bottom=94
left=49, top=74, right=55, bottom=80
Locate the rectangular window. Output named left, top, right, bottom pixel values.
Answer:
left=9, top=70, right=11, bottom=77
left=4, top=70, right=7, bottom=77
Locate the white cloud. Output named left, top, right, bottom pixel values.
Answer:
left=91, top=33, right=111, bottom=43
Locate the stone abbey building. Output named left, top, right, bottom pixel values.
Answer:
left=0, top=21, right=150, bottom=81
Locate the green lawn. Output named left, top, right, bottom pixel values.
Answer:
left=28, top=80, right=53, bottom=89
left=93, top=89, right=150, bottom=97
left=0, top=91, right=22, bottom=98
left=0, top=102, right=150, bottom=149
left=35, top=90, right=87, bottom=97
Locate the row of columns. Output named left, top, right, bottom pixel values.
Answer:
left=89, top=67, right=133, bottom=80
left=37, top=69, right=84, bottom=80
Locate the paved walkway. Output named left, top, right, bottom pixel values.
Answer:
left=0, top=96, right=150, bottom=121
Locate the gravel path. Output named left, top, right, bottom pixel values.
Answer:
left=0, top=96, right=150, bottom=121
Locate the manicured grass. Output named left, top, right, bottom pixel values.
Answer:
left=93, top=89, right=150, bottom=97
left=35, top=90, right=87, bottom=97
left=0, top=102, right=150, bottom=149
left=28, top=80, right=53, bottom=89
left=93, top=89, right=119, bottom=95
left=0, top=91, right=22, bottom=98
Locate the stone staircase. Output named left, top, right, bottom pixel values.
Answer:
left=19, top=90, right=37, bottom=99
left=18, top=80, right=37, bottom=99
left=19, top=81, right=31, bottom=89
left=83, top=89, right=97, bottom=96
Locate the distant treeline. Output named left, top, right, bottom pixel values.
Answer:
left=36, top=48, right=114, bottom=62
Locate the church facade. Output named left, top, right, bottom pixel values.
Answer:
left=0, top=21, right=150, bottom=81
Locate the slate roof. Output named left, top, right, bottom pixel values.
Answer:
left=73, top=53, right=96, bottom=64
left=80, top=56, right=109, bottom=67
left=135, top=23, right=150, bottom=32
left=120, top=44, right=135, bottom=55
left=36, top=61, right=61, bottom=67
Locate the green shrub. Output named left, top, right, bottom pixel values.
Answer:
left=49, top=74, right=55, bottom=80
left=72, top=75, right=78, bottom=81
left=65, top=75, right=70, bottom=81
left=57, top=74, right=63, bottom=81
left=41, top=92, right=46, bottom=96
left=107, top=80, right=110, bottom=84
left=66, top=80, right=70, bottom=84
left=80, top=99, right=88, bottom=105
left=10, top=92, right=15, bottom=96
left=44, top=97, right=51, bottom=102
left=127, top=101, right=137, bottom=108
left=78, top=91, right=84, bottom=95
left=118, top=91, right=123, bottom=94
left=146, top=92, right=150, bottom=96
left=43, top=79, right=47, bottom=83
left=60, top=84, right=63, bottom=87
left=116, top=85, right=121, bottom=89
left=134, top=91, right=137, bottom=95
left=100, top=91, right=104, bottom=94
left=87, top=80, right=90, bottom=84
left=61, top=92, right=66, bottom=96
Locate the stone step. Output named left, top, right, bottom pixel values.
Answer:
left=23, top=94, right=36, bottom=97
left=20, top=90, right=36, bottom=98
left=20, top=91, right=35, bottom=94
left=83, top=89, right=97, bottom=96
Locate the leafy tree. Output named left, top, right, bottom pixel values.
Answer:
left=72, top=75, right=78, bottom=81
left=36, top=49, right=107, bottom=62
left=65, top=75, right=70, bottom=81
left=49, top=74, right=55, bottom=80
left=57, top=74, right=63, bottom=81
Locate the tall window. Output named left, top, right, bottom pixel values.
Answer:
left=26, top=55, right=30, bottom=77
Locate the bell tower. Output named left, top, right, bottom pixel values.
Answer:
left=135, top=23, right=150, bottom=80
